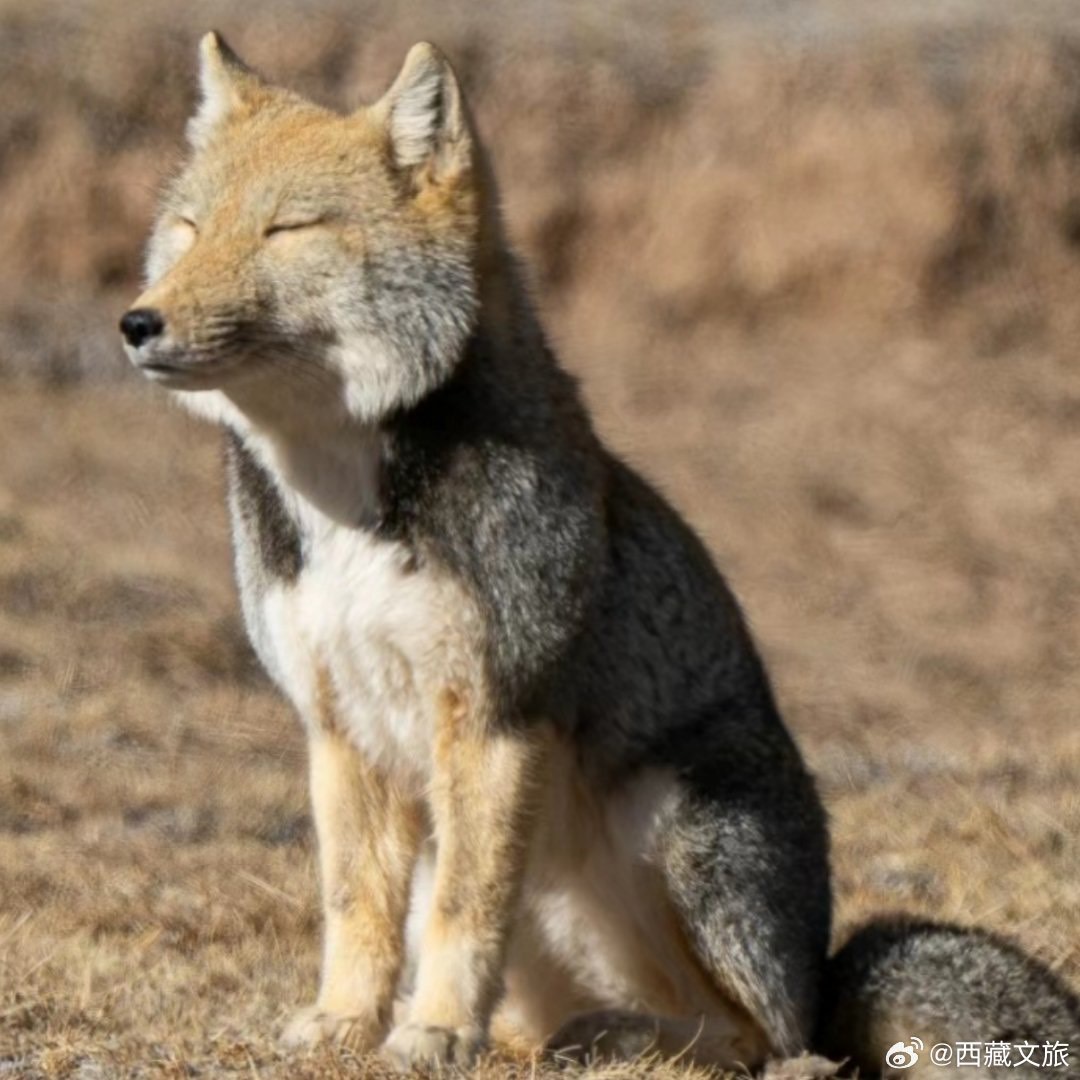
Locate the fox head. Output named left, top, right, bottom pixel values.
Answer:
left=122, top=34, right=481, bottom=425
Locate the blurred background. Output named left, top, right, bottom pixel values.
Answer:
left=1, top=1, right=1078, bottom=1074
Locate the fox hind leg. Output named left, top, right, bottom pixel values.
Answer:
left=656, top=759, right=832, bottom=1062
left=525, top=758, right=828, bottom=1071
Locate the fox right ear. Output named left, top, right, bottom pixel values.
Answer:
left=374, top=42, right=472, bottom=184
left=188, top=32, right=266, bottom=147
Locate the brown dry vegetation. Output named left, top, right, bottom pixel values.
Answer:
left=1, top=1, right=1079, bottom=1077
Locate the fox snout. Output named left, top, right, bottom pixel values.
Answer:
left=119, top=307, right=165, bottom=349
left=120, top=292, right=244, bottom=388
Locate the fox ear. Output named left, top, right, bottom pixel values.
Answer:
left=188, top=31, right=265, bottom=146
left=375, top=42, right=472, bottom=181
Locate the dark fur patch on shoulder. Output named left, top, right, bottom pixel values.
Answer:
left=225, top=431, right=303, bottom=582
left=375, top=329, right=607, bottom=717
left=375, top=332, right=497, bottom=542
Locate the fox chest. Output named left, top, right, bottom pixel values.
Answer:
left=243, top=529, right=485, bottom=784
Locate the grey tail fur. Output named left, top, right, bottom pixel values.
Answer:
left=816, top=917, right=1080, bottom=1078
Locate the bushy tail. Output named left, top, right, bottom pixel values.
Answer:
left=814, top=918, right=1080, bottom=1078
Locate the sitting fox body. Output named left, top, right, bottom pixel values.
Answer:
left=122, top=34, right=1080, bottom=1075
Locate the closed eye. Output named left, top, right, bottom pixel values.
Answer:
left=265, top=218, right=325, bottom=237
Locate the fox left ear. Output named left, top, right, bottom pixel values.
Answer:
left=375, top=42, right=472, bottom=183
left=188, top=31, right=267, bottom=147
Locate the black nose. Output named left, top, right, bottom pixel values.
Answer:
left=120, top=308, right=165, bottom=348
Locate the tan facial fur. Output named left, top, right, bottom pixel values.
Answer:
left=125, top=34, right=479, bottom=428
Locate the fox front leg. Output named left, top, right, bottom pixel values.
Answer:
left=382, top=691, right=550, bottom=1071
left=283, top=730, right=423, bottom=1052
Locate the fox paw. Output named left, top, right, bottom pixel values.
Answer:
left=281, top=1004, right=384, bottom=1052
left=545, top=1010, right=660, bottom=1064
left=382, top=1021, right=485, bottom=1071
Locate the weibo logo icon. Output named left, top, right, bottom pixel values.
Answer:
left=885, top=1037, right=924, bottom=1069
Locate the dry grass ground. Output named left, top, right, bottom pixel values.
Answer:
left=1, top=353, right=1077, bottom=1077
left=1, top=1, right=1079, bottom=1077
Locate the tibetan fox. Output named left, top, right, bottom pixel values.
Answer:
left=121, top=33, right=1079, bottom=1076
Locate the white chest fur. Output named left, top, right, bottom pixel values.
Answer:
left=226, top=425, right=485, bottom=788
left=258, top=519, right=483, bottom=785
